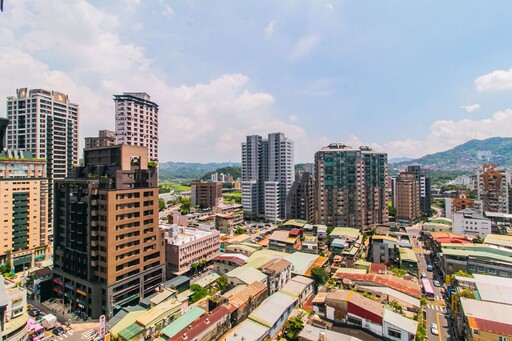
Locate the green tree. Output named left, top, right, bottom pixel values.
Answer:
left=216, top=275, right=228, bottom=292
left=310, top=267, right=329, bottom=293
left=420, top=297, right=429, bottom=307
left=282, top=313, right=304, bottom=341
left=389, top=300, right=404, bottom=315
left=234, top=226, right=246, bottom=235
left=189, top=284, right=208, bottom=303
left=180, top=197, right=191, bottom=215
left=388, top=206, right=397, bottom=217
left=158, top=198, right=166, bottom=211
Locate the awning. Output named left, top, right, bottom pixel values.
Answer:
left=76, top=289, right=86, bottom=296
left=13, top=255, right=32, bottom=266
left=34, top=254, right=46, bottom=260
left=53, top=288, right=62, bottom=295
left=53, top=279, right=63, bottom=285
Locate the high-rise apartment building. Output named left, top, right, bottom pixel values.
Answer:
left=84, top=129, right=115, bottom=149
left=52, top=145, right=164, bottom=319
left=114, top=93, right=159, bottom=161
left=315, top=143, right=388, bottom=229
left=6, top=88, right=79, bottom=238
left=241, top=133, right=294, bottom=222
left=406, top=165, right=432, bottom=216
left=285, top=171, right=315, bottom=224
left=0, top=149, right=49, bottom=272
left=191, top=181, right=222, bottom=209
left=396, top=172, right=420, bottom=224
left=476, top=164, right=511, bottom=213
left=0, top=117, right=8, bottom=151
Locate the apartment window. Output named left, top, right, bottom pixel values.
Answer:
left=499, top=337, right=507, bottom=341
left=468, top=264, right=475, bottom=271
left=489, top=268, right=497, bottom=275
left=388, top=329, right=401, bottom=338
left=477, top=266, right=485, bottom=272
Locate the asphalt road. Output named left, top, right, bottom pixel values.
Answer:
left=406, top=223, right=452, bottom=341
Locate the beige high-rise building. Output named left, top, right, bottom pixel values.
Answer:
left=0, top=149, right=49, bottom=272
left=396, top=172, right=420, bottom=224
left=52, top=145, right=164, bottom=320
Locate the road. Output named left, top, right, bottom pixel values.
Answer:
left=406, top=223, right=452, bottom=341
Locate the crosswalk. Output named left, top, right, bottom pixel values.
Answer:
left=427, top=304, right=447, bottom=313
left=56, top=330, right=75, bottom=340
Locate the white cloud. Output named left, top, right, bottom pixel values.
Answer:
left=122, top=0, right=141, bottom=12
left=289, top=34, right=321, bottom=60
left=386, top=109, right=512, bottom=158
left=475, top=67, right=512, bottom=92
left=326, top=3, right=334, bottom=10
left=163, top=4, right=174, bottom=17
left=0, top=0, right=325, bottom=162
left=289, top=114, right=298, bottom=122
left=460, top=103, right=480, bottom=113
left=265, top=20, right=275, bottom=39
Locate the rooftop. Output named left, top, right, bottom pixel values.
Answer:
left=470, top=274, right=512, bottom=305
left=160, top=307, right=206, bottom=339
left=383, top=309, right=418, bottom=335
left=223, top=281, right=267, bottom=308
left=298, top=324, right=362, bottom=341
left=485, top=234, right=512, bottom=248
left=330, top=227, right=360, bottom=239
left=162, top=224, right=219, bottom=246
left=226, top=266, right=267, bottom=284
left=194, top=273, right=220, bottom=288
left=333, top=272, right=422, bottom=298
left=282, top=219, right=307, bottom=228
left=461, top=297, right=512, bottom=336
left=359, top=285, right=420, bottom=308
left=399, top=247, right=418, bottom=263
left=214, top=253, right=248, bottom=266
left=248, top=292, right=298, bottom=328
left=269, top=230, right=291, bottom=243
left=260, top=258, right=291, bottom=274
left=280, top=276, right=314, bottom=298
left=169, top=304, right=234, bottom=341
left=223, top=318, right=269, bottom=341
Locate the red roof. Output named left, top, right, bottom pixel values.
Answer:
left=369, top=263, right=387, bottom=274
left=472, top=317, right=512, bottom=337
left=213, top=255, right=246, bottom=266
left=289, top=228, right=302, bottom=236
left=334, top=272, right=421, bottom=298
left=169, top=305, right=234, bottom=341
left=434, top=238, right=471, bottom=244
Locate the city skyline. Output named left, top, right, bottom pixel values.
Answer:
left=2, top=1, right=512, bottom=162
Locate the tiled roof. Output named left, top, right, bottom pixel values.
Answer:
left=169, top=305, right=234, bottom=341
left=333, top=272, right=421, bottom=298
left=304, top=256, right=329, bottom=277
left=260, top=258, right=291, bottom=274
left=369, top=263, right=386, bottom=274
left=224, top=281, right=267, bottom=309
left=469, top=317, right=512, bottom=337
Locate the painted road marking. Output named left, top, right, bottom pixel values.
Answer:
left=436, top=312, right=443, bottom=341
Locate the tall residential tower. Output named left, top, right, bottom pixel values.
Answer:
left=6, top=88, right=79, bottom=239
left=315, top=143, right=388, bottom=229
left=114, top=93, right=159, bottom=161
left=241, top=133, right=294, bottom=222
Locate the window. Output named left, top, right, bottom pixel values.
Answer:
left=388, top=329, right=402, bottom=338
left=499, top=337, right=507, bottom=341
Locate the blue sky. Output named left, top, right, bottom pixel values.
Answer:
left=2, top=1, right=512, bottom=162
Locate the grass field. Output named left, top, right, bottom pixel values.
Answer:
left=159, top=181, right=191, bottom=192
left=223, top=190, right=242, bottom=204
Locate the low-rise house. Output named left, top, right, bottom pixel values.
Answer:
left=371, top=236, right=398, bottom=265
left=194, top=273, right=220, bottom=289
left=484, top=234, right=512, bottom=251
left=382, top=309, right=418, bottom=341
left=160, top=307, right=206, bottom=340
left=453, top=209, right=492, bottom=236
left=213, top=253, right=248, bottom=275
left=222, top=281, right=268, bottom=325
left=226, top=267, right=267, bottom=288
left=458, top=297, right=512, bottom=341
left=301, top=235, right=318, bottom=254
left=315, top=225, right=328, bottom=239
left=168, top=304, right=234, bottom=341
left=298, top=324, right=362, bottom=341
left=268, top=230, right=302, bottom=253
left=328, top=227, right=363, bottom=262
left=223, top=291, right=298, bottom=341
left=279, top=275, right=314, bottom=306
left=212, top=203, right=244, bottom=225
left=224, top=242, right=261, bottom=256
left=163, top=276, right=190, bottom=293
left=398, top=247, right=418, bottom=275
left=260, top=258, right=292, bottom=295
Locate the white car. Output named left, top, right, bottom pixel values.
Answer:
left=431, top=323, right=439, bottom=335
left=433, top=279, right=441, bottom=287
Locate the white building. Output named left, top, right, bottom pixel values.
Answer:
left=382, top=309, right=418, bottom=341
left=0, top=277, right=29, bottom=341
left=453, top=208, right=492, bottom=236
left=114, top=92, right=159, bottom=161
left=241, top=133, right=294, bottom=223
left=6, top=88, right=79, bottom=237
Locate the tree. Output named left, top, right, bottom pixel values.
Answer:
left=388, top=206, right=397, bottom=217
left=216, top=275, right=228, bottom=292
left=189, top=284, right=208, bottom=303
left=420, top=297, right=429, bottom=307
left=389, top=300, right=404, bottom=315
left=158, top=198, right=166, bottom=211
left=234, top=226, right=246, bottom=235
left=282, top=313, right=304, bottom=341
left=310, top=267, right=329, bottom=293
left=474, top=235, right=484, bottom=244
left=180, top=197, right=191, bottom=215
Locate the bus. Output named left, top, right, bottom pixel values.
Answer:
left=27, top=318, right=44, bottom=341
left=421, top=277, right=435, bottom=300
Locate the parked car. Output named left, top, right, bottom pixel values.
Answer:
left=433, top=279, right=441, bottom=287
left=427, top=264, right=434, bottom=272
left=52, top=327, right=65, bottom=336
left=431, top=323, right=439, bottom=335
left=28, top=308, right=40, bottom=317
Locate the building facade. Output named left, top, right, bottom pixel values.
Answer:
left=84, top=130, right=115, bottom=149
left=0, top=150, right=49, bottom=272
left=114, top=93, right=159, bottom=161
left=406, top=165, right=432, bottom=216
left=476, top=164, right=511, bottom=213
left=452, top=209, right=492, bottom=236
left=241, top=133, right=294, bottom=222
left=315, top=143, right=388, bottom=229
left=396, top=172, right=420, bottom=224
left=0, top=278, right=29, bottom=341
left=285, top=171, right=315, bottom=224
left=6, top=88, right=79, bottom=239
left=190, top=181, right=222, bottom=209
left=52, top=145, right=165, bottom=320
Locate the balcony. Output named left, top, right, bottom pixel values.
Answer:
left=91, top=231, right=98, bottom=237
left=91, top=260, right=97, bottom=267
left=91, top=220, right=98, bottom=227
left=91, top=240, right=98, bottom=247
left=91, top=250, right=97, bottom=257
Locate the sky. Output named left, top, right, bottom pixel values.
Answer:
left=2, top=1, right=512, bottom=163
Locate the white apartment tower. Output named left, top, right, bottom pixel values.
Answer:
left=114, top=92, right=159, bottom=161
left=241, top=133, right=294, bottom=223
left=6, top=88, right=79, bottom=237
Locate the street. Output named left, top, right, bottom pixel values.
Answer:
left=406, top=223, right=452, bottom=341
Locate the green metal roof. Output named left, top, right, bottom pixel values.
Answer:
left=118, top=322, right=144, bottom=341
left=160, top=307, right=205, bottom=339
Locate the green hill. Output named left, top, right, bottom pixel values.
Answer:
left=201, top=166, right=241, bottom=181
left=396, top=137, right=512, bottom=171
left=158, top=162, right=240, bottom=180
